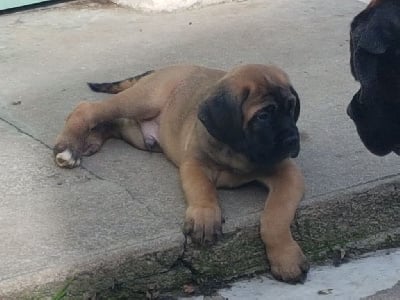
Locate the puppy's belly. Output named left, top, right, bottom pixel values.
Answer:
left=140, top=119, right=160, bottom=150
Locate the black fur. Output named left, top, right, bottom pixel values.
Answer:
left=348, top=0, right=400, bottom=155
left=198, top=86, right=244, bottom=148
left=87, top=70, right=154, bottom=94
left=87, top=82, right=118, bottom=94
left=198, top=85, right=300, bottom=167
left=290, top=86, right=301, bottom=123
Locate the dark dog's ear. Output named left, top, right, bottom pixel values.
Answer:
left=358, top=21, right=389, bottom=55
left=289, top=86, right=300, bottom=123
left=198, top=85, right=244, bottom=147
left=352, top=3, right=400, bottom=103
left=358, top=3, right=400, bottom=54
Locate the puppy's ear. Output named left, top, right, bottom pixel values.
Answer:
left=289, top=86, right=301, bottom=123
left=358, top=4, right=400, bottom=54
left=198, top=84, right=244, bottom=147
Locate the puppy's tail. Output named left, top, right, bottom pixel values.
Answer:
left=87, top=70, right=154, bottom=94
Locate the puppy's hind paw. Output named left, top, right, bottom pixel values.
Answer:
left=54, top=148, right=81, bottom=168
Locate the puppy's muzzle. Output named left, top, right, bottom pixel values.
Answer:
left=279, top=130, right=300, bottom=158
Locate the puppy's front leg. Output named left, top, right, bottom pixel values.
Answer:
left=180, top=159, right=222, bottom=244
left=259, top=159, right=309, bottom=283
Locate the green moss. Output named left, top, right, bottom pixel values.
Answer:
left=6, top=180, right=400, bottom=299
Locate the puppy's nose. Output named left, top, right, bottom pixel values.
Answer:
left=282, top=135, right=298, bottom=148
left=279, top=129, right=299, bottom=146
left=283, top=134, right=300, bottom=158
left=278, top=129, right=300, bottom=157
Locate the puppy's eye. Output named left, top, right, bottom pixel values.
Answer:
left=256, top=105, right=276, bottom=121
left=257, top=112, right=269, bottom=120
left=265, top=104, right=276, bottom=113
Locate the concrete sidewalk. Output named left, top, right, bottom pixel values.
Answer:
left=0, top=0, right=399, bottom=298
left=186, top=249, right=400, bottom=299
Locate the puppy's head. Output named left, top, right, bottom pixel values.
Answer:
left=348, top=0, right=400, bottom=155
left=198, top=64, right=300, bottom=167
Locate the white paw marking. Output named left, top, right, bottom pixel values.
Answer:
left=55, top=149, right=80, bottom=168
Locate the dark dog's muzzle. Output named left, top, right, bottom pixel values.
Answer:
left=347, top=103, right=354, bottom=120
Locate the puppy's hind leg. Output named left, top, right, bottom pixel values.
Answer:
left=81, top=121, right=121, bottom=156
left=55, top=120, right=118, bottom=167
left=54, top=73, right=162, bottom=168
left=116, top=118, right=162, bottom=152
left=80, top=118, right=159, bottom=158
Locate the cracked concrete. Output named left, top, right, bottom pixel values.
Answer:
left=0, top=0, right=399, bottom=298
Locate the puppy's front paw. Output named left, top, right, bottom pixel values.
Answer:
left=267, top=241, right=309, bottom=284
left=184, top=205, right=222, bottom=245
left=53, top=143, right=81, bottom=168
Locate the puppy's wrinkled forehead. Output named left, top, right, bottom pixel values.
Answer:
left=225, top=65, right=295, bottom=124
left=224, top=65, right=292, bottom=119
left=226, top=64, right=290, bottom=92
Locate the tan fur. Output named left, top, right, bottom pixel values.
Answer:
left=54, top=64, right=308, bottom=282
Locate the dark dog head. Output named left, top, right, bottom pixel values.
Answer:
left=198, top=64, right=300, bottom=167
left=348, top=0, right=400, bottom=155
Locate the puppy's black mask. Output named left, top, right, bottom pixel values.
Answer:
left=348, top=0, right=400, bottom=155
left=198, top=85, right=300, bottom=168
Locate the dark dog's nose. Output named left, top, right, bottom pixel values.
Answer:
left=347, top=104, right=354, bottom=119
